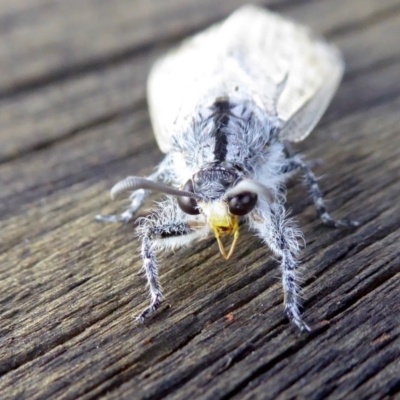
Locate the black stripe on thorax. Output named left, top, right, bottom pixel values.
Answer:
left=210, top=97, right=235, bottom=162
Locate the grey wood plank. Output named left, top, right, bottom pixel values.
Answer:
left=0, top=1, right=399, bottom=399
left=1, top=0, right=400, bottom=163
left=0, top=0, right=398, bottom=95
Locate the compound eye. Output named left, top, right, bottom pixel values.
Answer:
left=177, top=180, right=200, bottom=215
left=228, top=192, right=257, bottom=216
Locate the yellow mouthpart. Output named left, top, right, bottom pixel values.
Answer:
left=205, top=202, right=239, bottom=260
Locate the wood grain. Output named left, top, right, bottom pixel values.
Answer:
left=0, top=1, right=399, bottom=399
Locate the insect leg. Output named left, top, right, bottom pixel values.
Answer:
left=280, top=156, right=358, bottom=228
left=96, top=170, right=159, bottom=223
left=137, top=220, right=205, bottom=322
left=139, top=233, right=163, bottom=321
left=249, top=201, right=310, bottom=332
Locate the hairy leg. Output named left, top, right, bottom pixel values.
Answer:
left=96, top=153, right=176, bottom=223
left=280, top=155, right=358, bottom=228
left=135, top=199, right=208, bottom=321
left=96, top=170, right=159, bottom=223
left=138, top=221, right=192, bottom=321
left=249, top=200, right=310, bottom=332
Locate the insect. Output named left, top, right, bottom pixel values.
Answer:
left=96, top=5, right=358, bottom=332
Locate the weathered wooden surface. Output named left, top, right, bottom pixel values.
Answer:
left=1, top=0, right=400, bottom=399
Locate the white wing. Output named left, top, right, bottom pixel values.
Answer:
left=147, top=5, right=344, bottom=153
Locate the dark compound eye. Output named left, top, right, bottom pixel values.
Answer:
left=177, top=180, right=200, bottom=215
left=228, top=192, right=257, bottom=216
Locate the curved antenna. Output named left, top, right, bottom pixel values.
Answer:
left=110, top=176, right=203, bottom=200
left=224, top=179, right=273, bottom=201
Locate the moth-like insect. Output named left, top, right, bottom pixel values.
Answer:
left=97, top=5, right=357, bottom=331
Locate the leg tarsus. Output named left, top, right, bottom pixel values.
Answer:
left=281, top=155, right=359, bottom=228
left=96, top=179, right=152, bottom=224
left=96, top=207, right=138, bottom=223
left=250, top=202, right=309, bottom=332
left=136, top=293, right=163, bottom=323
left=135, top=218, right=197, bottom=323
left=280, top=250, right=310, bottom=333
left=137, top=234, right=164, bottom=322
left=320, top=214, right=360, bottom=228
left=285, top=303, right=311, bottom=333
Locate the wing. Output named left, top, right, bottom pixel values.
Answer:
left=147, top=5, right=344, bottom=153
